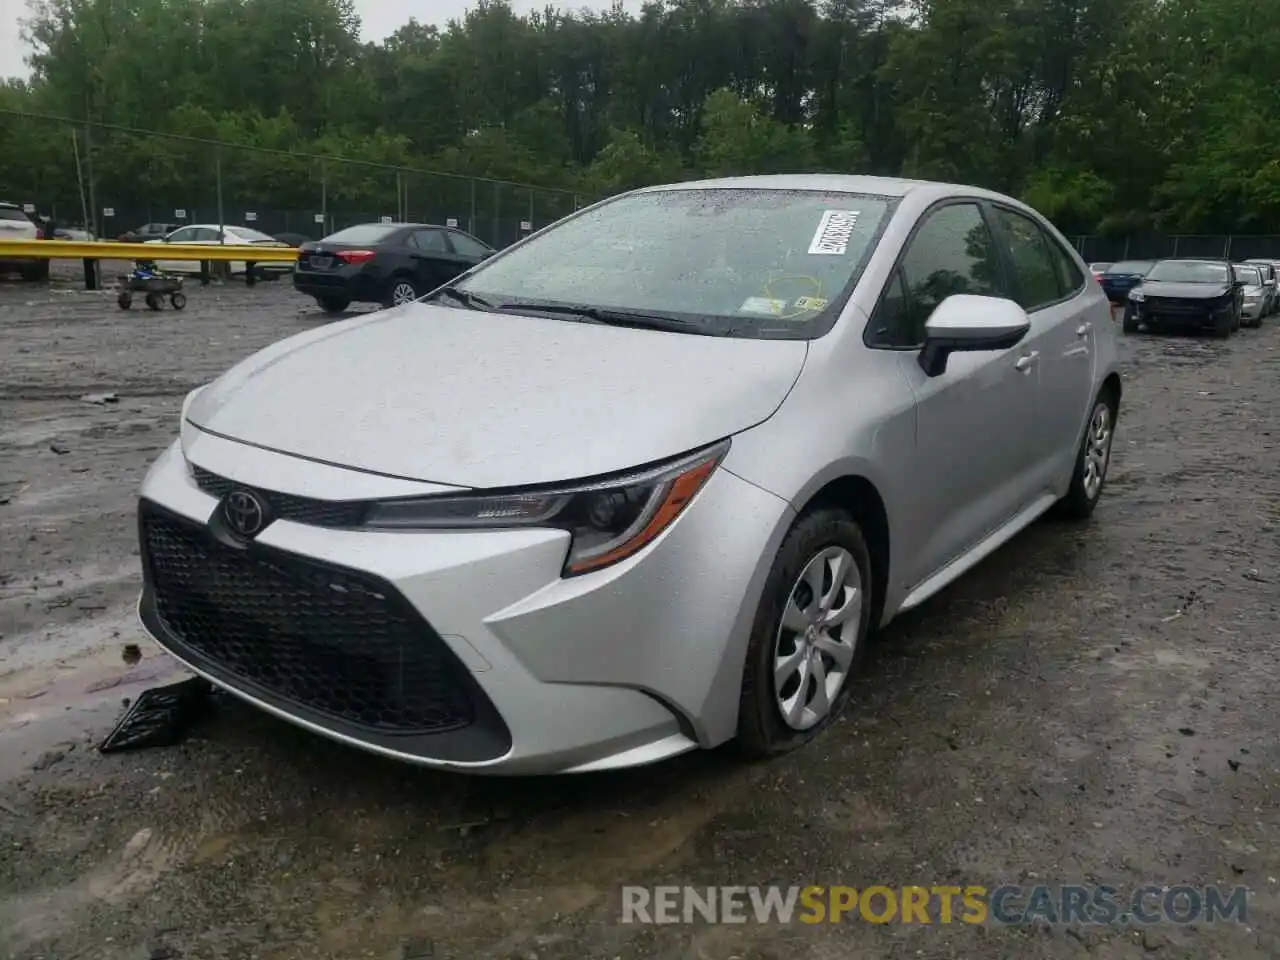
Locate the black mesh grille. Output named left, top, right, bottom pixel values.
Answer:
left=1144, top=297, right=1212, bottom=315
left=141, top=503, right=475, bottom=734
left=191, top=464, right=369, bottom=527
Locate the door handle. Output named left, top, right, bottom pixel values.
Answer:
left=1015, top=351, right=1040, bottom=371
left=1076, top=322, right=1092, bottom=336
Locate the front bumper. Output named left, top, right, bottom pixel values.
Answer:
left=1241, top=301, right=1263, bottom=320
left=1130, top=299, right=1233, bottom=328
left=136, top=435, right=791, bottom=773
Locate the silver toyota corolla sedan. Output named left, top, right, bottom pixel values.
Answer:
left=136, top=174, right=1121, bottom=775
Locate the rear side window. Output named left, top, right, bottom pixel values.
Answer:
left=870, top=202, right=1002, bottom=347
left=991, top=207, right=1064, bottom=310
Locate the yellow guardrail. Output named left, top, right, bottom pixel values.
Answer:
left=0, top=239, right=298, bottom=263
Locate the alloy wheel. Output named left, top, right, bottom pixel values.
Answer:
left=391, top=281, right=418, bottom=306
left=773, top=546, right=862, bottom=731
left=1082, top=401, right=1113, bottom=500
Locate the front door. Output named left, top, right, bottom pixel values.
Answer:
left=869, top=200, right=1044, bottom=589
left=408, top=229, right=463, bottom=291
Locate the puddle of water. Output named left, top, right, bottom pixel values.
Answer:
left=0, top=641, right=185, bottom=783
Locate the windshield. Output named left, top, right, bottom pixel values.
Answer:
left=1107, top=260, right=1153, bottom=275
left=324, top=224, right=401, bottom=245
left=1146, top=261, right=1230, bottom=283
left=1235, top=266, right=1260, bottom=284
left=232, top=226, right=278, bottom=242
left=448, top=188, right=895, bottom=339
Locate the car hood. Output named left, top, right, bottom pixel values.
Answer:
left=1138, top=280, right=1231, bottom=299
left=186, top=303, right=808, bottom=488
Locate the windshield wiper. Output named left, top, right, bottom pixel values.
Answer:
left=433, top=286, right=501, bottom=311
left=495, top=301, right=714, bottom=334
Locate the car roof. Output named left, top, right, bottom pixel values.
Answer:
left=631, top=173, right=1019, bottom=204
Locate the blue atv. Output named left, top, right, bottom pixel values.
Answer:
left=117, top=261, right=186, bottom=311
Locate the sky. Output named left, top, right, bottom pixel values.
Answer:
left=0, top=0, right=643, bottom=81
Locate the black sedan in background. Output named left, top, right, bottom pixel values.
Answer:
left=1122, top=259, right=1243, bottom=338
left=293, top=222, right=495, bottom=313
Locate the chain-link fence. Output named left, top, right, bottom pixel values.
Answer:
left=0, top=110, right=593, bottom=248
left=1072, top=235, right=1280, bottom=263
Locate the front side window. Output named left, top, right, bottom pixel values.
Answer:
left=411, top=230, right=447, bottom=253
left=1235, top=266, right=1260, bottom=285
left=870, top=202, right=1002, bottom=347
left=166, top=227, right=198, bottom=243
left=448, top=231, right=492, bottom=258
left=448, top=188, right=895, bottom=339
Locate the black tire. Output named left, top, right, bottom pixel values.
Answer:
left=1121, top=305, right=1138, bottom=334
left=1230, top=307, right=1241, bottom=333
left=1211, top=311, right=1232, bottom=338
left=1054, top=387, right=1118, bottom=521
left=737, top=508, right=873, bottom=759
left=145, top=292, right=163, bottom=311
left=316, top=295, right=349, bottom=314
left=116, top=291, right=132, bottom=310
left=383, top=275, right=421, bottom=308
left=170, top=292, right=187, bottom=311
left=18, top=261, right=49, bottom=283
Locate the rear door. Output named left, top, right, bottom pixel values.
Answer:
left=987, top=203, right=1099, bottom=490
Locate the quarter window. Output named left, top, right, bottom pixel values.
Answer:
left=992, top=207, right=1064, bottom=310
left=871, top=202, right=1002, bottom=347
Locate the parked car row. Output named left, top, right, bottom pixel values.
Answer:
left=1116, top=257, right=1279, bottom=337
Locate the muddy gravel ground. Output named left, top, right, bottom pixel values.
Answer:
left=1, top=266, right=1278, bottom=960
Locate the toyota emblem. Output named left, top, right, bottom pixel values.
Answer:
left=223, top=489, right=267, bottom=538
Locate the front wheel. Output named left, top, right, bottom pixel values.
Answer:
left=315, top=295, right=350, bottom=315
left=144, top=292, right=164, bottom=311
left=1211, top=312, right=1233, bottom=338
left=19, top=261, right=49, bottom=283
left=170, top=292, right=187, bottom=311
left=116, top=291, right=132, bottom=310
left=1054, top=391, right=1117, bottom=521
left=1121, top=304, right=1138, bottom=334
left=383, top=276, right=421, bottom=308
left=737, top=508, right=872, bottom=759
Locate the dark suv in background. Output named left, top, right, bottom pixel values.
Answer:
left=293, top=222, right=495, bottom=313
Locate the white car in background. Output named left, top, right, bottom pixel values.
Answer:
left=145, top=224, right=293, bottom=277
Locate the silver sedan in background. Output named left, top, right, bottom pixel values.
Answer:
left=136, top=174, right=1121, bottom=774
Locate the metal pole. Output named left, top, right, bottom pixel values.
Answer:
left=70, top=127, right=90, bottom=235
left=321, top=160, right=328, bottom=234
left=1123, top=236, right=1130, bottom=259
left=215, top=148, right=224, bottom=236
left=1223, top=235, right=1232, bottom=259
left=401, top=172, right=408, bottom=222
left=493, top=181, right=500, bottom=248
left=469, top=179, right=477, bottom=234
left=83, top=123, right=99, bottom=240
left=528, top=189, right=534, bottom=231
left=1171, top=236, right=1179, bottom=257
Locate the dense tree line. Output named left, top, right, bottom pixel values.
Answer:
left=0, top=0, right=1274, bottom=235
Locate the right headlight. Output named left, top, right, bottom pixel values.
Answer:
left=363, top=439, right=730, bottom=577
left=1128, top=289, right=1144, bottom=302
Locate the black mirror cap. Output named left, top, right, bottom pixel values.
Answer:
left=917, top=325, right=1029, bottom=378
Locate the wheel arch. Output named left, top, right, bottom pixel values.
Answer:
left=794, top=475, right=891, bottom=632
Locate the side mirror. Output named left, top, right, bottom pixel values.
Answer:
left=1233, top=280, right=1245, bottom=288
left=918, top=294, right=1031, bottom=378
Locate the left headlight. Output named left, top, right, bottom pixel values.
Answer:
left=363, top=439, right=731, bottom=577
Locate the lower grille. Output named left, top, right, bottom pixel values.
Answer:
left=141, top=502, right=475, bottom=735
left=1143, top=297, right=1214, bottom=315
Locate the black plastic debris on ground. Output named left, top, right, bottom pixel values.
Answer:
left=98, top=677, right=216, bottom=754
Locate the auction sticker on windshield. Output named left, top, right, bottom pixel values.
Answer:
left=808, top=211, right=860, bottom=255
left=794, top=296, right=829, bottom=311
left=740, top=297, right=789, bottom=316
